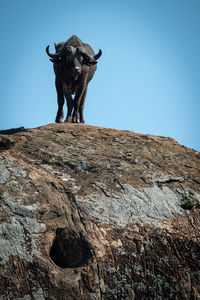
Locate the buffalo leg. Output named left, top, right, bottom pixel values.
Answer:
left=79, top=87, right=87, bottom=123
left=55, top=80, right=64, bottom=123
left=65, top=93, right=73, bottom=123
left=72, top=88, right=85, bottom=123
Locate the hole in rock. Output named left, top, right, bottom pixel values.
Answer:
left=50, top=228, right=93, bottom=268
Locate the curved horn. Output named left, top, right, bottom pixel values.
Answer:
left=93, top=49, right=102, bottom=60
left=46, top=45, right=66, bottom=58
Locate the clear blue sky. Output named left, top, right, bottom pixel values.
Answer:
left=1, top=0, right=200, bottom=151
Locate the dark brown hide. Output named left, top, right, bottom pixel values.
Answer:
left=46, top=35, right=102, bottom=123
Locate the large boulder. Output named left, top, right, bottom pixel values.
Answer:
left=0, top=124, right=200, bottom=299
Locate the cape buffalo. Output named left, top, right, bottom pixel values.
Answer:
left=46, top=35, right=102, bottom=123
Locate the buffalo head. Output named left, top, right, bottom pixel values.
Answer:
left=46, top=44, right=102, bottom=79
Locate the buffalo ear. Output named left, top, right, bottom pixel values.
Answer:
left=86, top=60, right=97, bottom=66
left=50, top=57, right=62, bottom=63
left=82, top=57, right=97, bottom=66
left=89, top=60, right=98, bottom=65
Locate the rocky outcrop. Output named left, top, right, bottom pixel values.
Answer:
left=0, top=123, right=200, bottom=300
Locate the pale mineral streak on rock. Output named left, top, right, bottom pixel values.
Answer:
left=75, top=183, right=188, bottom=228
left=0, top=213, right=45, bottom=265
left=0, top=155, right=27, bottom=182
left=1, top=192, right=39, bottom=218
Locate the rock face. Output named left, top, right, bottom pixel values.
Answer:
left=0, top=123, right=200, bottom=300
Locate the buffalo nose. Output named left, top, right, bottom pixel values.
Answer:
left=73, top=66, right=81, bottom=74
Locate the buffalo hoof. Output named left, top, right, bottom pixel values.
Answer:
left=72, top=117, right=80, bottom=123
left=65, top=116, right=72, bottom=123
left=55, top=117, right=63, bottom=123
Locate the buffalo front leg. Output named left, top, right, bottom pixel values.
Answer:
left=64, top=93, right=73, bottom=123
left=72, top=90, right=84, bottom=123
left=55, top=80, right=64, bottom=123
left=72, top=79, right=88, bottom=123
left=79, top=86, right=88, bottom=123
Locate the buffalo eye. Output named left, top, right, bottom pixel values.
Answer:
left=78, top=56, right=83, bottom=64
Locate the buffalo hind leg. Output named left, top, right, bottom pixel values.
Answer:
left=65, top=93, right=73, bottom=123
left=55, top=80, right=64, bottom=123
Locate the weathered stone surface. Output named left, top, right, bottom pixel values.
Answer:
left=0, top=123, right=200, bottom=300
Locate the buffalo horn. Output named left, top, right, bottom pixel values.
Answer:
left=93, top=49, right=102, bottom=60
left=46, top=45, right=67, bottom=58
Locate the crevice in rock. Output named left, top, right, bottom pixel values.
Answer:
left=63, top=189, right=87, bottom=231
left=62, top=161, right=76, bottom=170
left=93, top=182, right=120, bottom=199
left=156, top=177, right=184, bottom=189
left=114, top=178, right=125, bottom=191
left=50, top=228, right=93, bottom=268
left=157, top=178, right=184, bottom=185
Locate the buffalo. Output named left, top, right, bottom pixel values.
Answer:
left=46, top=35, right=102, bottom=123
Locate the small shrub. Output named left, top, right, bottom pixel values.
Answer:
left=181, top=192, right=194, bottom=210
